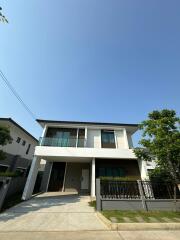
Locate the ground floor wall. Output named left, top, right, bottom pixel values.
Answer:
left=64, top=162, right=90, bottom=193
left=95, top=159, right=141, bottom=179
left=39, top=158, right=140, bottom=196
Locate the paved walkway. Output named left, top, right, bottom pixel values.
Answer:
left=0, top=192, right=107, bottom=231
left=0, top=231, right=180, bottom=240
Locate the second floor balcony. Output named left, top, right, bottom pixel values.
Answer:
left=39, top=137, right=86, bottom=148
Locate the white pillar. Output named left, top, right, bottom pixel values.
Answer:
left=138, top=159, right=149, bottom=180
left=22, top=156, right=40, bottom=200
left=40, top=124, right=48, bottom=145
left=84, top=127, right=88, bottom=147
left=123, top=128, right=129, bottom=149
left=91, top=158, right=96, bottom=197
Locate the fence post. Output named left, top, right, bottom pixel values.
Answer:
left=137, top=180, right=148, bottom=211
left=174, top=184, right=177, bottom=212
left=96, top=178, right=101, bottom=211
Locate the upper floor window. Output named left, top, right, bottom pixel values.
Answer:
left=26, top=144, right=31, bottom=154
left=22, top=140, right=26, bottom=146
left=44, top=127, right=85, bottom=147
left=101, top=130, right=116, bottom=148
left=16, top=137, right=21, bottom=143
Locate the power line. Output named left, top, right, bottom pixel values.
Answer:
left=0, top=69, right=37, bottom=120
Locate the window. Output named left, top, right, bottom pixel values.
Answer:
left=22, top=140, right=26, bottom=146
left=15, top=167, right=26, bottom=177
left=101, top=130, right=116, bottom=148
left=0, top=165, right=9, bottom=172
left=26, top=144, right=31, bottom=154
left=16, top=137, right=21, bottom=143
left=97, top=167, right=125, bottom=178
left=77, top=129, right=85, bottom=147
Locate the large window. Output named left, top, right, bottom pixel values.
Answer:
left=45, top=127, right=85, bottom=147
left=101, top=130, right=116, bottom=148
left=98, top=167, right=125, bottom=178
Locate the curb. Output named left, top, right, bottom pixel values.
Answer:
left=96, top=212, right=180, bottom=231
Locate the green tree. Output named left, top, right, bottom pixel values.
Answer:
left=134, top=109, right=180, bottom=184
left=0, top=7, right=8, bottom=23
left=0, top=125, right=12, bottom=160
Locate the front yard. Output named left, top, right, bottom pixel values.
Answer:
left=102, top=210, right=180, bottom=223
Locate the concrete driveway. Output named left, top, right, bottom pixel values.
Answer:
left=0, top=192, right=107, bottom=231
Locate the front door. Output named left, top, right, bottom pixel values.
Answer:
left=81, top=169, right=89, bottom=190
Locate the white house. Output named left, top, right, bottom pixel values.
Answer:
left=0, top=118, right=38, bottom=175
left=22, top=119, right=148, bottom=200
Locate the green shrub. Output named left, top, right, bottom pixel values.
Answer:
left=99, top=176, right=140, bottom=181
left=0, top=171, right=20, bottom=177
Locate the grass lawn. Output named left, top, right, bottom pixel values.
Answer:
left=102, top=210, right=180, bottom=223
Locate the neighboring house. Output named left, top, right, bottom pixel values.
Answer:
left=0, top=118, right=38, bottom=175
left=22, top=119, right=148, bottom=200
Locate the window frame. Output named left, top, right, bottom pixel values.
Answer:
left=16, top=137, right=21, bottom=143
left=101, top=130, right=116, bottom=148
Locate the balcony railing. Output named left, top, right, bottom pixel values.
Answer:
left=39, top=137, right=86, bottom=148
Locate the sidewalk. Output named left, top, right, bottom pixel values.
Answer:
left=0, top=230, right=180, bottom=240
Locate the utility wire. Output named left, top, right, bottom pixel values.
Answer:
left=0, top=69, right=37, bottom=120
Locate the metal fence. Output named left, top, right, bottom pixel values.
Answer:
left=100, top=180, right=140, bottom=199
left=100, top=180, right=180, bottom=200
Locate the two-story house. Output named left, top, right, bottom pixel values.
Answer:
left=0, top=118, right=38, bottom=175
left=22, top=119, right=148, bottom=200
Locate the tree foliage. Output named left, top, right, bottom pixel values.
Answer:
left=0, top=125, right=12, bottom=160
left=134, top=109, right=180, bottom=183
left=0, top=7, right=8, bottom=23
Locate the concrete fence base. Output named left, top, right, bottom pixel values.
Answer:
left=96, top=179, right=180, bottom=211
left=0, top=176, right=26, bottom=211
left=100, top=198, right=180, bottom=211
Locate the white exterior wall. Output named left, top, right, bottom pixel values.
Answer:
left=0, top=120, right=37, bottom=160
left=87, top=129, right=101, bottom=148
left=35, top=146, right=136, bottom=159
left=127, top=133, right=133, bottom=148
left=138, top=159, right=149, bottom=180
left=115, top=130, right=126, bottom=148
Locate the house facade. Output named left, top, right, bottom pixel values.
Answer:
left=22, top=119, right=148, bottom=200
left=0, top=118, right=38, bottom=175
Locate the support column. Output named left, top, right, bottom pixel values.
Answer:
left=91, top=158, right=96, bottom=197
left=123, top=128, right=129, bottom=149
left=138, top=159, right=149, bottom=180
left=22, top=156, right=40, bottom=200
left=84, top=127, right=88, bottom=147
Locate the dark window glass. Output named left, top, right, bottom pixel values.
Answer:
left=22, top=140, right=26, bottom=146
left=16, top=137, right=21, bottom=143
left=0, top=165, right=8, bottom=172
left=15, top=168, right=26, bottom=177
left=97, top=166, right=125, bottom=178
left=77, top=129, right=85, bottom=147
left=26, top=144, right=31, bottom=154
left=101, top=130, right=116, bottom=148
left=46, top=128, right=77, bottom=147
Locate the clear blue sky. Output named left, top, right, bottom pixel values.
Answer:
left=0, top=0, right=180, bottom=145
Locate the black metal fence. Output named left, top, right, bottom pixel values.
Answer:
left=101, top=180, right=140, bottom=199
left=100, top=180, right=180, bottom=200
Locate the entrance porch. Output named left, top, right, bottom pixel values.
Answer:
left=22, top=157, right=140, bottom=200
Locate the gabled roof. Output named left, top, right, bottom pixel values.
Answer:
left=36, top=119, right=139, bottom=133
left=0, top=118, right=38, bottom=142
